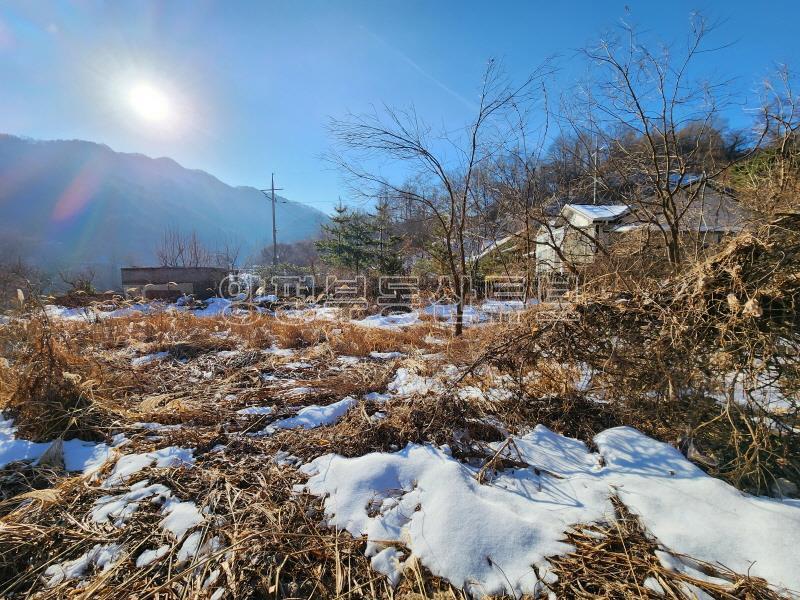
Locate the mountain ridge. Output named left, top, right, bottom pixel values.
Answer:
left=0, top=134, right=328, bottom=288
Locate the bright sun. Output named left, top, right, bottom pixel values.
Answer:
left=128, top=83, right=170, bottom=122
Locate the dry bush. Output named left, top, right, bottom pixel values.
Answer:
left=307, top=361, right=397, bottom=401
left=482, top=216, right=800, bottom=494
left=69, top=309, right=444, bottom=357
left=46, top=290, right=124, bottom=310
left=65, top=311, right=238, bottom=351
left=268, top=318, right=329, bottom=349
left=0, top=462, right=63, bottom=518
left=274, top=393, right=487, bottom=461
left=0, top=309, right=129, bottom=442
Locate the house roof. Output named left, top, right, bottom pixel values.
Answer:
left=668, top=173, right=704, bottom=189
left=474, top=235, right=515, bottom=260
left=615, top=185, right=746, bottom=234
left=610, top=223, right=642, bottom=234
left=565, top=204, right=630, bottom=222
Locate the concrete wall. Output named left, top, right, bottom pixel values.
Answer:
left=121, top=267, right=228, bottom=300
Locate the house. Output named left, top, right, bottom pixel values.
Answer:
left=535, top=180, right=746, bottom=273
left=535, top=204, right=630, bottom=274
left=121, top=266, right=229, bottom=300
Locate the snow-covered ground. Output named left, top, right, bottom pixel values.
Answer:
left=303, top=425, right=800, bottom=596
left=0, top=418, right=118, bottom=472
left=40, top=297, right=531, bottom=328
left=44, top=302, right=162, bottom=321
left=260, top=396, right=357, bottom=432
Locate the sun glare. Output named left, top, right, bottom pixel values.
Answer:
left=128, top=83, right=170, bottom=123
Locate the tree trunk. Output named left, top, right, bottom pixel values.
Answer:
left=454, top=300, right=464, bottom=337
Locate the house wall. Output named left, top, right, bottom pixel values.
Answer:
left=535, top=228, right=564, bottom=274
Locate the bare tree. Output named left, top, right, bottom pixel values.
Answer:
left=329, top=60, right=551, bottom=334
left=156, top=225, right=186, bottom=267
left=573, top=16, right=764, bottom=267
left=185, top=231, right=212, bottom=268
left=155, top=227, right=214, bottom=268
left=0, top=258, right=46, bottom=308
left=215, top=238, right=242, bottom=270
left=481, top=105, right=611, bottom=284
left=734, top=65, right=800, bottom=217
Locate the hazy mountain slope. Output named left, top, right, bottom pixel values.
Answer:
left=0, top=134, right=328, bottom=288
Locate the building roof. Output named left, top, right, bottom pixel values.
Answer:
left=668, top=173, right=704, bottom=189
left=614, top=185, right=746, bottom=234
left=565, top=204, right=630, bottom=222
left=474, top=235, right=515, bottom=261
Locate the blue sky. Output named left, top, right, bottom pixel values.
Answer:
left=1, top=0, right=798, bottom=214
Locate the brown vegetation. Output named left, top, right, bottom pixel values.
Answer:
left=474, top=215, right=799, bottom=494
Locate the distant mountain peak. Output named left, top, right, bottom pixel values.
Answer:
left=0, top=134, right=328, bottom=288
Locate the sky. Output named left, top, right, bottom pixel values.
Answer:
left=1, top=0, right=799, bottom=215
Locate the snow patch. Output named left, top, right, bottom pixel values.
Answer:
left=236, top=405, right=274, bottom=416
left=370, top=351, right=404, bottom=360
left=301, top=425, right=800, bottom=595
left=192, top=297, right=231, bottom=317
left=264, top=345, right=295, bottom=357
left=160, top=499, right=204, bottom=539
left=136, top=545, right=170, bottom=568
left=284, top=361, right=313, bottom=370
left=286, top=386, right=317, bottom=396
left=103, top=446, right=194, bottom=487
left=91, top=480, right=172, bottom=526
left=0, top=418, right=114, bottom=473
left=264, top=396, right=357, bottom=432
left=424, top=304, right=487, bottom=324
left=131, top=351, right=170, bottom=367
left=594, top=426, right=800, bottom=595
left=386, top=368, right=441, bottom=397
left=353, top=312, right=421, bottom=328
left=44, top=543, right=124, bottom=586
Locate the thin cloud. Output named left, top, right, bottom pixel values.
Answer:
left=364, top=27, right=478, bottom=111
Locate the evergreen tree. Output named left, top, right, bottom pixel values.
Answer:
left=373, top=198, right=404, bottom=274
left=316, top=203, right=377, bottom=275
left=316, top=199, right=406, bottom=275
left=315, top=202, right=348, bottom=267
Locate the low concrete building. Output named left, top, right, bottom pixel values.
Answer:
left=121, top=266, right=229, bottom=300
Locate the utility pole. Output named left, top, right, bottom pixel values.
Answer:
left=592, top=137, right=607, bottom=205
left=260, top=174, right=283, bottom=266
left=592, top=137, right=598, bottom=205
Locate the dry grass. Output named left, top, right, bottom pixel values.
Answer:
left=0, top=434, right=471, bottom=600
left=272, top=393, right=487, bottom=462
left=0, top=310, right=132, bottom=442
left=546, top=499, right=786, bottom=599
left=0, top=306, right=495, bottom=598
left=0, top=289, right=796, bottom=598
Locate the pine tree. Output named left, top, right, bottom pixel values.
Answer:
left=315, top=201, right=348, bottom=266
left=316, top=203, right=377, bottom=276
left=316, top=199, right=406, bottom=275
left=373, top=198, right=404, bottom=274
